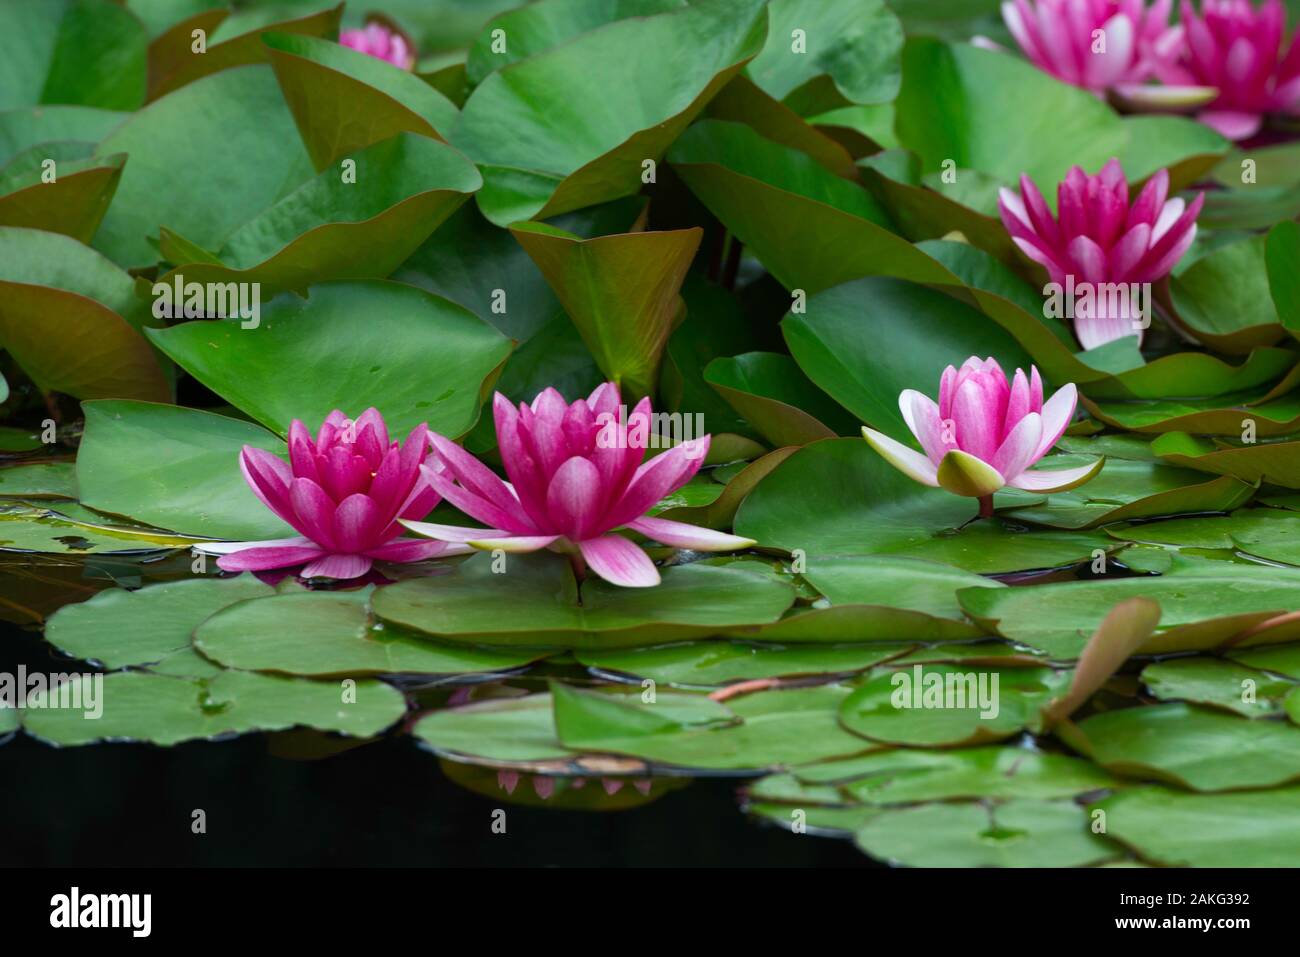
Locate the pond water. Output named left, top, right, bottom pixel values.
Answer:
left=0, top=566, right=871, bottom=867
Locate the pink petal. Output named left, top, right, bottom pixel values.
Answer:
left=862, top=427, right=940, bottom=487
left=1197, top=109, right=1262, bottom=139
left=420, top=463, right=535, bottom=535
left=899, top=389, right=956, bottom=466
left=493, top=395, right=551, bottom=529
left=991, top=411, right=1043, bottom=478
left=578, top=534, right=660, bottom=588
left=604, top=438, right=710, bottom=529
left=216, top=541, right=327, bottom=572
left=364, top=537, right=466, bottom=562
left=545, top=456, right=605, bottom=539
left=333, top=492, right=382, bottom=552
left=625, top=516, right=755, bottom=551
left=429, top=433, right=524, bottom=520
left=1034, top=383, right=1078, bottom=459
left=950, top=375, right=1002, bottom=463
left=300, top=554, right=373, bottom=580
left=1005, top=459, right=1103, bottom=491
left=289, top=477, right=339, bottom=549
left=399, top=519, right=508, bottom=542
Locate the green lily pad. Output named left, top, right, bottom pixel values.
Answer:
left=0, top=461, right=76, bottom=498
left=45, top=575, right=272, bottom=676
left=735, top=439, right=1114, bottom=574
left=76, top=400, right=292, bottom=540
left=0, top=105, right=126, bottom=167
left=745, top=0, right=903, bottom=111
left=147, top=4, right=341, bottom=101
left=895, top=38, right=1225, bottom=193
left=373, top=552, right=796, bottom=649
left=464, top=0, right=686, bottom=85
left=1170, top=233, right=1284, bottom=353
left=577, top=639, right=908, bottom=687
left=147, top=281, right=511, bottom=441
left=960, top=558, right=1300, bottom=658
left=1140, top=656, right=1293, bottom=717
left=1149, top=432, right=1300, bottom=490
left=510, top=222, right=701, bottom=399
left=839, top=664, right=1068, bottom=746
left=0, top=226, right=168, bottom=401
left=704, top=351, right=859, bottom=447
left=414, top=693, right=572, bottom=764
left=748, top=802, right=880, bottom=835
left=999, top=456, right=1256, bottom=530
left=1266, top=219, right=1300, bottom=336
left=20, top=668, right=407, bottom=746
left=194, top=587, right=546, bottom=677
left=1071, top=702, right=1300, bottom=790
left=854, top=799, right=1120, bottom=867
left=1229, top=643, right=1300, bottom=679
left=727, top=555, right=1002, bottom=643
left=0, top=151, right=124, bottom=242
left=1081, top=389, right=1300, bottom=436
left=820, top=746, right=1119, bottom=803
left=154, top=132, right=480, bottom=295
left=783, top=276, right=1033, bottom=442
left=451, top=0, right=768, bottom=225
left=668, top=119, right=952, bottom=293
left=1109, top=508, right=1300, bottom=566
left=554, top=682, right=872, bottom=770
left=0, top=502, right=197, bottom=555
left=1092, top=785, right=1300, bottom=866
left=93, top=64, right=314, bottom=267
left=264, top=30, right=459, bottom=171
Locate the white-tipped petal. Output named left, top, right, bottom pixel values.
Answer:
left=862, top=427, right=940, bottom=487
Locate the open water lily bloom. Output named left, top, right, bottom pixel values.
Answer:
left=862, top=358, right=1102, bottom=516
left=196, top=409, right=470, bottom=580
left=1002, top=0, right=1182, bottom=94
left=998, top=159, right=1203, bottom=350
left=402, top=383, right=755, bottom=588
left=1150, top=0, right=1300, bottom=139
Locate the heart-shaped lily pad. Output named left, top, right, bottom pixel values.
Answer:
left=76, top=400, right=291, bottom=540
left=146, top=281, right=512, bottom=441
left=1070, top=701, right=1300, bottom=790
left=735, top=438, right=1114, bottom=574
left=839, top=664, right=1068, bottom=746
left=1110, top=508, right=1300, bottom=566
left=154, top=132, right=481, bottom=295
left=194, top=586, right=546, bottom=677
left=578, top=639, right=908, bottom=687
left=854, top=799, right=1120, bottom=867
left=45, top=574, right=272, bottom=676
left=1140, top=656, right=1293, bottom=717
left=452, top=0, right=769, bottom=225
left=1091, top=785, right=1300, bottom=866
left=374, top=552, right=796, bottom=649
left=20, top=668, right=407, bottom=746
left=960, top=558, right=1300, bottom=658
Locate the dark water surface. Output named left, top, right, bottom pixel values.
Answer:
left=0, top=599, right=867, bottom=868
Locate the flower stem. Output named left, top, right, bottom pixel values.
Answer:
left=567, top=551, right=587, bottom=606
left=978, top=495, right=995, bottom=519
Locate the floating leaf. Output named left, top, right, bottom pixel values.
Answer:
left=20, top=668, right=407, bottom=746
left=960, top=558, right=1300, bottom=658
left=839, top=664, right=1068, bottom=746
left=1109, top=508, right=1300, bottom=566
left=1141, top=656, right=1293, bottom=717
left=704, top=352, right=858, bottom=446
left=194, top=587, right=545, bottom=677
left=735, top=439, right=1114, bottom=574
left=45, top=575, right=272, bottom=676
left=1092, top=785, right=1300, bottom=866
left=0, top=461, right=76, bottom=499
left=1071, top=702, right=1300, bottom=790
left=854, top=799, right=1120, bottom=867
left=373, top=552, right=796, bottom=649
left=76, top=401, right=291, bottom=540
left=1170, top=233, right=1284, bottom=353
left=577, top=640, right=907, bottom=687
left=1149, top=432, right=1300, bottom=490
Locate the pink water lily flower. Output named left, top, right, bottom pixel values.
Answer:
left=1149, top=0, right=1300, bottom=139
left=340, top=22, right=415, bottom=70
left=401, top=383, right=754, bottom=588
left=998, top=158, right=1203, bottom=350
left=1002, top=0, right=1181, bottom=93
left=197, top=409, right=469, bottom=580
left=862, top=358, right=1102, bottom=518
